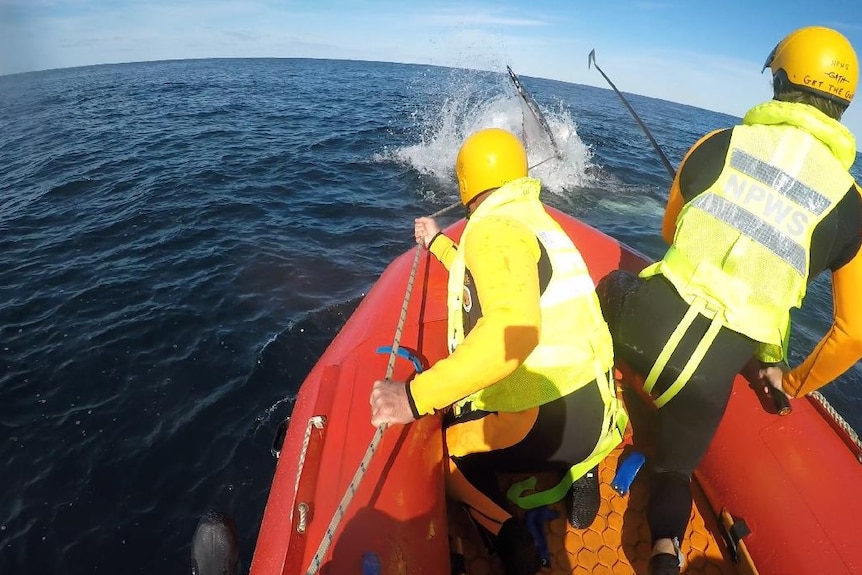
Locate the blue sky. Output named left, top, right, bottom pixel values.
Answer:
left=3, top=0, right=862, bottom=136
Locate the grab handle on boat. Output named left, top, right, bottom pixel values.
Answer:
left=271, top=418, right=289, bottom=459
left=375, top=346, right=424, bottom=373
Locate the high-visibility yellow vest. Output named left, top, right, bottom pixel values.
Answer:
left=447, top=177, right=615, bottom=412
left=445, top=177, right=627, bottom=509
left=641, top=100, right=855, bottom=379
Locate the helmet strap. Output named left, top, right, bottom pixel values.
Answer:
left=772, top=70, right=789, bottom=99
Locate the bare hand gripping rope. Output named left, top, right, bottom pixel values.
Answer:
left=304, top=200, right=460, bottom=574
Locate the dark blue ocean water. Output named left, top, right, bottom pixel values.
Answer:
left=1, top=58, right=860, bottom=575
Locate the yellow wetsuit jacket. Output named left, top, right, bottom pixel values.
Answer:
left=406, top=177, right=615, bottom=416
left=406, top=203, right=545, bottom=415
left=662, top=103, right=862, bottom=397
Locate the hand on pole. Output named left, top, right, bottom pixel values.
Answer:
left=758, top=363, right=793, bottom=414
left=758, top=364, right=789, bottom=395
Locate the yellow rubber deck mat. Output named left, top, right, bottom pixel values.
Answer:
left=448, top=390, right=741, bottom=575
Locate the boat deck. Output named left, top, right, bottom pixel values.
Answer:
left=448, top=389, right=743, bottom=575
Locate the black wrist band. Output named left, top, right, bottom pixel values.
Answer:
left=405, top=382, right=421, bottom=419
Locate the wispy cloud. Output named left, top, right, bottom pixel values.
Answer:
left=824, top=20, right=862, bottom=33
left=2, top=0, right=861, bottom=139
left=417, top=8, right=550, bottom=28
left=634, top=2, right=671, bottom=9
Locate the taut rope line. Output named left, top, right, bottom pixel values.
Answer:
left=304, top=200, right=460, bottom=574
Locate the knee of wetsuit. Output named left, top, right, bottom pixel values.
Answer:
left=595, top=270, right=642, bottom=334
left=647, top=470, right=692, bottom=544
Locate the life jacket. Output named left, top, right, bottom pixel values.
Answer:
left=639, top=100, right=856, bottom=406
left=448, top=177, right=614, bottom=411
left=445, top=177, right=628, bottom=508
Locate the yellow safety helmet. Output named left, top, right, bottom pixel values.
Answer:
left=762, top=26, right=858, bottom=106
left=455, top=128, right=528, bottom=206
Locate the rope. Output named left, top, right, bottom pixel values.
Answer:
left=305, top=240, right=426, bottom=574
left=809, top=391, right=862, bottom=456
left=429, top=201, right=461, bottom=219
left=293, top=416, right=326, bottom=495
left=304, top=424, right=386, bottom=575
left=304, top=200, right=463, bottom=573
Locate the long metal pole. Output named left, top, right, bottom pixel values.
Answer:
left=588, top=49, right=676, bottom=180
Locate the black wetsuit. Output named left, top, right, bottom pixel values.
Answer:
left=597, top=127, right=862, bottom=543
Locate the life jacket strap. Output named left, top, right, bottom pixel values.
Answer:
left=643, top=300, right=723, bottom=408
left=506, top=365, right=628, bottom=509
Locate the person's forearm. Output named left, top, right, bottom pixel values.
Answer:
left=429, top=234, right=457, bottom=269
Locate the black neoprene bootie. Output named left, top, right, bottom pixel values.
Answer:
left=191, top=511, right=239, bottom=575
left=566, top=466, right=600, bottom=528
left=648, top=552, right=681, bottom=575
left=496, top=518, right=542, bottom=575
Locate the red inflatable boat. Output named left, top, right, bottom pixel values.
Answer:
left=248, top=207, right=862, bottom=575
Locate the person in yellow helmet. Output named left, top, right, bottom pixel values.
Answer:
left=596, top=26, right=862, bottom=575
left=369, top=127, right=627, bottom=575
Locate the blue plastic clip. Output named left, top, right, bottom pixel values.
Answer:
left=525, top=506, right=558, bottom=566
left=375, top=346, right=424, bottom=373
left=362, top=552, right=381, bottom=575
left=611, top=450, right=646, bottom=496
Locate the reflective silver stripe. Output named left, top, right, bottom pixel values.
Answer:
left=540, top=273, right=594, bottom=307
left=692, top=193, right=807, bottom=276
left=730, top=149, right=831, bottom=215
